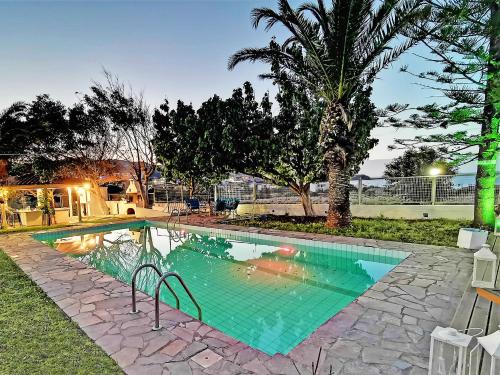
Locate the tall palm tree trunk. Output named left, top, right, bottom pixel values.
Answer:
left=321, top=102, right=352, bottom=227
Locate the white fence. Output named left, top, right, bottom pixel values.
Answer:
left=214, top=174, right=500, bottom=206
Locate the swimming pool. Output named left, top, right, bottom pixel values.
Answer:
left=34, top=220, right=409, bottom=355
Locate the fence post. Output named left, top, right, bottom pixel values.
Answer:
left=166, top=188, right=169, bottom=213
left=252, top=181, right=257, bottom=219
left=431, top=177, right=437, bottom=205
left=357, top=177, right=363, bottom=205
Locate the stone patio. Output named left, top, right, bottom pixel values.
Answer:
left=0, top=218, right=473, bottom=374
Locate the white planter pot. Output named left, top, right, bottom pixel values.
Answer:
left=457, top=228, right=488, bottom=250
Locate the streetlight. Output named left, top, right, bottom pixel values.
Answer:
left=429, top=167, right=442, bottom=176
left=429, top=168, right=441, bottom=205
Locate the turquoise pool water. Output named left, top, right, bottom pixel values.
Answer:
left=34, top=221, right=408, bottom=355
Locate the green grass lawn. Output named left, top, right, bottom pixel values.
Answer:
left=0, top=250, right=123, bottom=375
left=236, top=216, right=472, bottom=247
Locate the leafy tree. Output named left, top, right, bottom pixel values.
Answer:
left=229, top=0, right=428, bottom=227
left=383, top=0, right=499, bottom=227
left=222, top=82, right=274, bottom=175
left=153, top=98, right=229, bottom=196
left=384, top=146, right=456, bottom=177
left=263, top=77, right=324, bottom=216
left=0, top=95, right=77, bottom=180
left=225, top=78, right=324, bottom=216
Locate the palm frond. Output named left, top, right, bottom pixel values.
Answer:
left=229, top=0, right=425, bottom=103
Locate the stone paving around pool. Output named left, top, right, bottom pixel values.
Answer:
left=0, top=219, right=473, bottom=375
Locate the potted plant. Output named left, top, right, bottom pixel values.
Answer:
left=38, top=188, right=55, bottom=226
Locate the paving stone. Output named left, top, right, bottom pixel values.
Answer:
left=191, top=349, right=222, bottom=368
left=172, top=326, right=195, bottom=342
left=355, top=321, right=386, bottom=335
left=201, top=337, right=229, bottom=348
left=123, top=336, right=144, bottom=349
left=161, top=339, right=188, bottom=356
left=329, top=339, right=362, bottom=359
left=96, top=334, right=123, bottom=355
left=121, top=316, right=151, bottom=330
left=242, top=358, right=270, bottom=374
left=264, top=355, right=295, bottom=374
left=81, top=293, right=108, bottom=304
left=125, top=364, right=163, bottom=375
left=135, top=353, right=172, bottom=365
left=164, top=362, right=193, bottom=375
left=197, top=325, right=212, bottom=337
left=234, top=347, right=259, bottom=365
left=393, top=359, right=412, bottom=370
left=362, top=347, right=401, bottom=364
left=399, top=285, right=426, bottom=300
left=357, top=296, right=403, bottom=314
left=410, top=278, right=435, bottom=288
left=383, top=325, right=411, bottom=343
left=381, top=313, right=401, bottom=326
left=112, top=347, right=139, bottom=367
left=342, top=360, right=381, bottom=375
left=402, top=315, right=418, bottom=325
left=82, top=321, right=115, bottom=340
left=142, top=334, right=175, bottom=356
left=174, top=341, right=208, bottom=361
left=387, top=296, right=425, bottom=311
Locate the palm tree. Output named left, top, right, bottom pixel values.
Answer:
left=229, top=0, right=428, bottom=227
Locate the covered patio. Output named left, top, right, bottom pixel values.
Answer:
left=0, top=175, right=94, bottom=228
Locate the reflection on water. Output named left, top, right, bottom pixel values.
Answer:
left=40, top=224, right=406, bottom=355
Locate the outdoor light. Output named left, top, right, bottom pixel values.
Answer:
left=477, top=330, right=500, bottom=375
left=471, top=244, right=497, bottom=289
left=428, top=326, right=473, bottom=375
left=429, top=167, right=441, bottom=176
left=83, top=182, right=91, bottom=190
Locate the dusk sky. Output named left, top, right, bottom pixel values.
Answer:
left=0, top=0, right=449, bottom=162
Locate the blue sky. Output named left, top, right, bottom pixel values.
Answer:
left=0, top=0, right=447, bottom=160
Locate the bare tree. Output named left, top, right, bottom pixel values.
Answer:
left=87, top=71, right=156, bottom=208
left=57, top=102, right=122, bottom=215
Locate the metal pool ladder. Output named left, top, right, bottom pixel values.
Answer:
left=166, top=208, right=181, bottom=227
left=130, top=264, right=202, bottom=331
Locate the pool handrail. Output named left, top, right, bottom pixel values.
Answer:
left=130, top=263, right=180, bottom=313
left=154, top=271, right=202, bottom=330
left=166, top=208, right=181, bottom=227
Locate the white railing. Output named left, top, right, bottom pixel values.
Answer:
left=214, top=174, right=500, bottom=206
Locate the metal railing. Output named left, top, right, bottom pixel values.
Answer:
left=130, top=264, right=202, bottom=330
left=130, top=264, right=180, bottom=313
left=215, top=174, right=500, bottom=206
left=154, top=272, right=202, bottom=330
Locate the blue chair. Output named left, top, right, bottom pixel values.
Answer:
left=215, top=199, right=225, bottom=213
left=224, top=199, right=239, bottom=217
left=185, top=198, right=200, bottom=213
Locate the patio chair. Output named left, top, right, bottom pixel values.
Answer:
left=7, top=210, right=21, bottom=227
left=185, top=198, right=200, bottom=214
left=215, top=199, right=225, bottom=214
left=224, top=199, right=239, bottom=218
